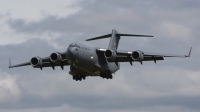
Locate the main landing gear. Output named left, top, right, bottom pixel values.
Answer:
left=73, top=75, right=86, bottom=81
left=100, top=73, right=113, bottom=79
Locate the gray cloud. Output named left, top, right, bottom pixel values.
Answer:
left=0, top=0, right=200, bottom=112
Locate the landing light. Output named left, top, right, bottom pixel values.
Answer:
left=90, top=56, right=94, bottom=59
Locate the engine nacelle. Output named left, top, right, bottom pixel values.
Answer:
left=104, top=50, right=117, bottom=61
left=30, top=57, right=43, bottom=67
left=50, top=53, right=62, bottom=64
left=131, top=51, right=144, bottom=61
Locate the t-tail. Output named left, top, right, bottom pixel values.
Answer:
left=86, top=29, right=153, bottom=51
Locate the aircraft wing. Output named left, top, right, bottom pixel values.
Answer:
left=9, top=52, right=69, bottom=70
left=97, top=47, right=192, bottom=64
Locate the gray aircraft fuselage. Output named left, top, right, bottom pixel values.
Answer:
left=9, top=29, right=191, bottom=81
left=66, top=42, right=119, bottom=76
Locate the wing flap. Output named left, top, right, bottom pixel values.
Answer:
left=108, top=56, right=164, bottom=62
left=143, top=52, right=186, bottom=58
left=41, top=59, right=69, bottom=68
left=9, top=61, right=31, bottom=68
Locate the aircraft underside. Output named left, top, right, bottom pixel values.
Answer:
left=68, top=61, right=114, bottom=81
left=8, top=29, right=191, bottom=81
left=69, top=69, right=113, bottom=81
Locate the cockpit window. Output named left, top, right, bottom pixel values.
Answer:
left=69, top=44, right=75, bottom=47
left=69, top=44, right=80, bottom=48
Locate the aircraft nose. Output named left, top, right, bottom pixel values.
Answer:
left=68, top=47, right=72, bottom=54
left=67, top=47, right=76, bottom=57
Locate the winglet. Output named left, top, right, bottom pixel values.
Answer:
left=185, top=47, right=192, bottom=57
left=9, top=58, right=12, bottom=68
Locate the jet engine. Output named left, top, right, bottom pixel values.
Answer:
left=30, top=57, right=43, bottom=67
left=104, top=50, right=117, bottom=61
left=131, top=51, right=144, bottom=61
left=50, top=53, right=62, bottom=64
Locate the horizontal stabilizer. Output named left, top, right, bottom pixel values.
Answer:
left=116, top=34, right=153, bottom=37
left=86, top=33, right=153, bottom=41
left=86, top=34, right=111, bottom=41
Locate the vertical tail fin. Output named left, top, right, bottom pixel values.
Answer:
left=108, top=30, right=120, bottom=51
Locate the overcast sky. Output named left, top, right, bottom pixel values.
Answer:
left=0, top=0, right=200, bottom=112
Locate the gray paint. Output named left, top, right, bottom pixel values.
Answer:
left=9, top=30, right=190, bottom=81
left=0, top=1, right=199, bottom=111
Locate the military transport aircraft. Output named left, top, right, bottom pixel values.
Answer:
left=9, top=30, right=192, bottom=81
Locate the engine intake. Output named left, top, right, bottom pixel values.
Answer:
left=105, top=50, right=117, bottom=61
left=50, top=53, right=62, bottom=64
left=132, top=51, right=144, bottom=61
left=30, top=57, right=43, bottom=67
